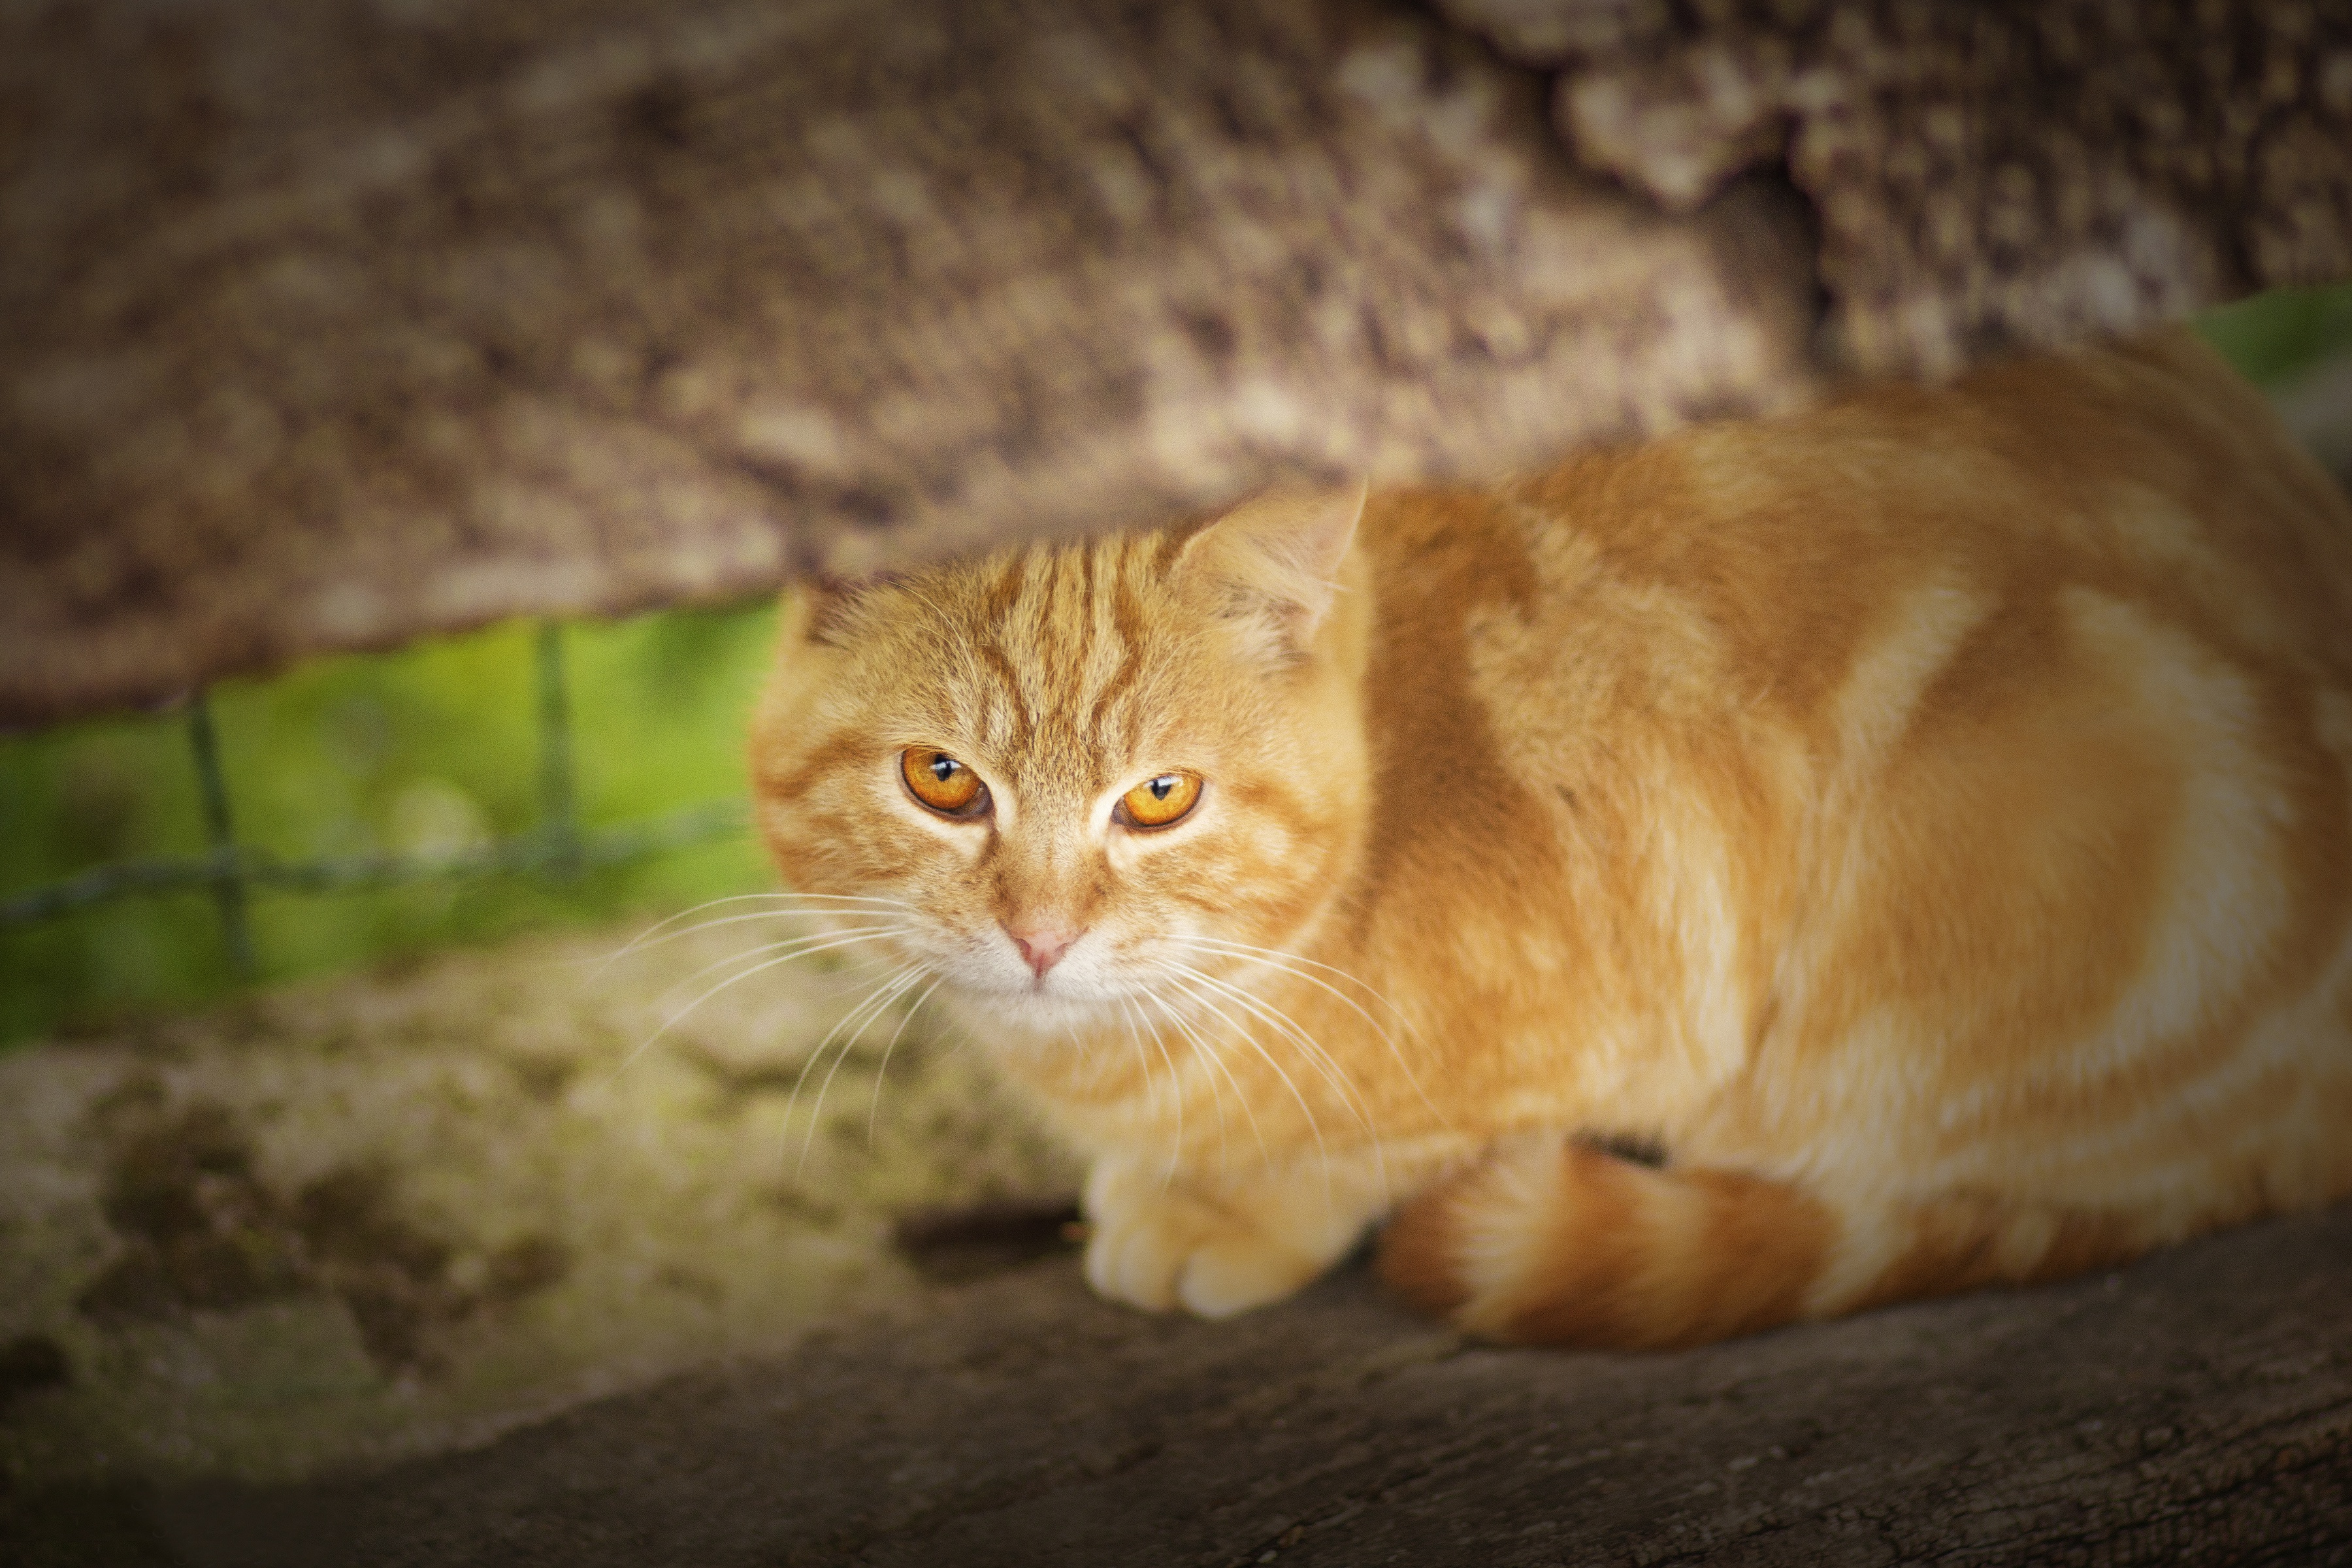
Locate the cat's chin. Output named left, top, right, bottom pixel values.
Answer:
left=938, top=983, right=1131, bottom=1043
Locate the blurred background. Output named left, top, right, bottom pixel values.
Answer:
left=5, top=283, right=2351, bottom=1053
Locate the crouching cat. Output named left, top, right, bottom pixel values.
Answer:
left=749, top=331, right=2352, bottom=1348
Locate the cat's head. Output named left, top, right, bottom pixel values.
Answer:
left=749, top=486, right=1371, bottom=1037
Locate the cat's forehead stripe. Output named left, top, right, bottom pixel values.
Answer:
left=973, top=634, right=1032, bottom=750
left=949, top=536, right=1159, bottom=776
left=1085, top=565, right=1147, bottom=745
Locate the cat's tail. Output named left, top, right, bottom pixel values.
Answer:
left=1377, top=1139, right=2145, bottom=1349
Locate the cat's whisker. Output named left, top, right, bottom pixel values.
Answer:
left=1159, top=958, right=1382, bottom=1152
left=1164, top=938, right=1413, bottom=1074
left=1158, top=960, right=1389, bottom=1207
left=591, top=892, right=823, bottom=976
left=1117, top=996, right=1184, bottom=1190
left=791, top=960, right=928, bottom=1177
left=1168, top=934, right=1449, bottom=1136
left=1187, top=994, right=1384, bottom=1208
left=1144, top=987, right=1258, bottom=1175
left=1168, top=935, right=1411, bottom=1030
left=619, top=904, right=921, bottom=972
left=806, top=962, right=930, bottom=1156
left=589, top=892, right=920, bottom=977
left=650, top=922, right=917, bottom=1011
left=1154, top=964, right=1330, bottom=1196
left=864, top=973, right=945, bottom=1147
left=1135, top=990, right=1219, bottom=1176
left=1110, top=996, right=1155, bottom=1110
left=606, top=925, right=915, bottom=1086
left=1162, top=959, right=1373, bottom=1114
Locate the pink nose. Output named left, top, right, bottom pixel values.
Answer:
left=1007, top=924, right=1078, bottom=978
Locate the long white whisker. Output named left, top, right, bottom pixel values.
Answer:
left=1167, top=960, right=1362, bottom=1102
left=653, top=923, right=915, bottom=1009
left=1134, top=992, right=1214, bottom=1177
left=591, top=892, right=919, bottom=976
left=621, top=906, right=917, bottom=970
left=1146, top=988, right=1258, bottom=1174
left=1171, top=935, right=1448, bottom=1133
left=1171, top=962, right=1379, bottom=1140
left=865, top=973, right=945, bottom=1145
left=607, top=926, right=910, bottom=1084
left=1112, top=996, right=1155, bottom=1111
left=806, top=964, right=928, bottom=1159
left=1170, top=935, right=1410, bottom=1028
left=792, top=962, right=926, bottom=1175
left=1119, top=996, right=1184, bottom=1190
left=1171, top=962, right=1392, bottom=1205
left=1158, top=966, right=1326, bottom=1195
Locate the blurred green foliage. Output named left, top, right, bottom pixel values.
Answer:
left=2193, top=282, right=2352, bottom=385
left=3, top=282, right=2347, bottom=1047
left=0, top=600, right=781, bottom=1045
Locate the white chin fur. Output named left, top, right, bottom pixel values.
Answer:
left=941, top=979, right=1131, bottom=1039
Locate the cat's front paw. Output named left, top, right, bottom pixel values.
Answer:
left=1081, top=1164, right=1327, bottom=1319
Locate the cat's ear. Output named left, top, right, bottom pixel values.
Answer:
left=1178, top=482, right=1367, bottom=658
left=780, top=571, right=902, bottom=649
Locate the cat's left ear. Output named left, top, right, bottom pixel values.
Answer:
left=1179, top=482, right=1367, bottom=658
left=781, top=570, right=904, bottom=649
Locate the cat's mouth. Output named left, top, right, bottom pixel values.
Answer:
left=938, top=939, right=1149, bottom=1021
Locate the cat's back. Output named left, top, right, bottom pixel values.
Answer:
left=1345, top=331, right=2352, bottom=1200
left=1360, top=329, right=2352, bottom=768
left=1702, top=330, right=2351, bottom=675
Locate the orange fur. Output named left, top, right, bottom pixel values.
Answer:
left=750, top=330, right=2352, bottom=1346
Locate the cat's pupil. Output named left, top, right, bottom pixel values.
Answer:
left=932, top=758, right=958, bottom=783
left=1149, top=776, right=1173, bottom=800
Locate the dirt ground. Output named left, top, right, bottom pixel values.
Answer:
left=0, top=915, right=1076, bottom=1488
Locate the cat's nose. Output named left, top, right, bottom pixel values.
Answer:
left=1007, top=924, right=1079, bottom=978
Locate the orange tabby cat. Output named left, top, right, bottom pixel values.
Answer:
left=749, top=330, right=2352, bottom=1348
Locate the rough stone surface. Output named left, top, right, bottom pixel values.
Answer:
left=9, top=0, right=2351, bottom=725
left=11, top=1206, right=2344, bottom=1567
left=0, top=0, right=1820, bottom=727
left=1441, top=0, right=2352, bottom=374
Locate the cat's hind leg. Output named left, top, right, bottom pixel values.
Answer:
left=1378, top=1137, right=2151, bottom=1348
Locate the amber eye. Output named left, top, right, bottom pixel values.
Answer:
left=901, top=749, right=988, bottom=817
left=1117, top=770, right=1202, bottom=830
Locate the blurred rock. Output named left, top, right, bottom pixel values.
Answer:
left=7, top=0, right=2344, bottom=723
left=1446, top=0, right=2352, bottom=374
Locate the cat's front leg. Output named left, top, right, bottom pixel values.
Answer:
left=1081, top=1149, right=1403, bottom=1319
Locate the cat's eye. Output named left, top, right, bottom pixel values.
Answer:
left=901, top=749, right=989, bottom=817
left=1116, top=770, right=1202, bottom=830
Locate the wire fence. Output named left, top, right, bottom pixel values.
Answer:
left=0, top=622, right=749, bottom=979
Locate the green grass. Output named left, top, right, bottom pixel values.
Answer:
left=0, top=599, right=782, bottom=1045
left=3, top=282, right=2348, bottom=1048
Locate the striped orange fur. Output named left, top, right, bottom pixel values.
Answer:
left=749, top=330, right=2352, bottom=1347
